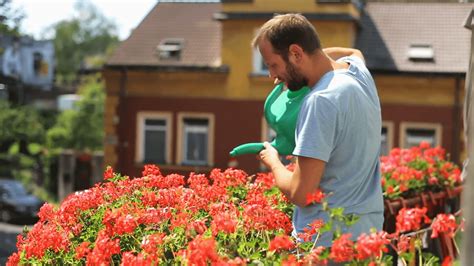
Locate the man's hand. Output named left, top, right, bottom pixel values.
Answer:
left=258, top=141, right=282, bottom=170
left=323, top=47, right=365, bottom=62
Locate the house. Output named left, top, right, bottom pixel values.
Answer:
left=0, top=35, right=55, bottom=107
left=103, top=0, right=472, bottom=176
left=356, top=3, right=472, bottom=163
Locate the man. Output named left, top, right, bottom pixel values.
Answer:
left=254, top=13, right=384, bottom=248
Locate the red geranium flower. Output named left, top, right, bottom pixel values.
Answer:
left=396, top=207, right=431, bottom=233
left=306, top=189, right=325, bottom=205
left=329, top=234, right=355, bottom=263
left=268, top=235, right=295, bottom=252
left=431, top=213, right=457, bottom=238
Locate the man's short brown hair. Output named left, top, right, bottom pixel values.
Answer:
left=252, top=13, right=321, bottom=61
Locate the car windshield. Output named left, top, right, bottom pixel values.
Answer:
left=1, top=182, right=28, bottom=197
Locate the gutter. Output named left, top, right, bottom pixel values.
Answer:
left=104, top=64, right=230, bottom=73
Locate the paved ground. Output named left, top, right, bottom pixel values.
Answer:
left=0, top=222, right=33, bottom=265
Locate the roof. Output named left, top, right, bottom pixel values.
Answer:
left=106, top=2, right=222, bottom=68
left=356, top=3, right=474, bottom=74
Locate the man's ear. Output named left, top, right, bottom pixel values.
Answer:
left=288, top=44, right=304, bottom=63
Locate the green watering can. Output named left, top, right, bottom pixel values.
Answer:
left=229, top=83, right=311, bottom=157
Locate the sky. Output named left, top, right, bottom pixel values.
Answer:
left=12, top=0, right=158, bottom=40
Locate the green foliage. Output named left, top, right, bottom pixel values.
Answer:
left=50, top=0, right=119, bottom=84
left=47, top=75, right=105, bottom=152
left=0, top=100, right=46, bottom=146
left=0, top=101, right=54, bottom=201
left=0, top=0, right=24, bottom=36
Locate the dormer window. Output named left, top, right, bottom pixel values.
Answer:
left=408, top=44, right=434, bottom=61
left=157, top=38, right=184, bottom=60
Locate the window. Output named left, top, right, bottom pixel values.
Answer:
left=157, top=38, right=184, bottom=60
left=408, top=44, right=434, bottom=61
left=381, top=121, right=394, bottom=155
left=399, top=122, right=442, bottom=149
left=135, top=112, right=172, bottom=164
left=253, top=47, right=269, bottom=75
left=177, top=113, right=214, bottom=166
left=33, top=52, right=43, bottom=76
left=252, top=29, right=269, bottom=75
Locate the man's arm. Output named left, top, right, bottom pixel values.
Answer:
left=259, top=142, right=325, bottom=207
left=323, top=47, right=365, bottom=62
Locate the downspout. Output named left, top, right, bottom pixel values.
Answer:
left=452, top=76, right=461, bottom=165
left=117, top=67, right=128, bottom=173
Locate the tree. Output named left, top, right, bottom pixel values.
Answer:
left=50, top=0, right=119, bottom=84
left=0, top=100, right=49, bottom=188
left=47, top=74, right=105, bottom=152
left=0, top=0, right=24, bottom=35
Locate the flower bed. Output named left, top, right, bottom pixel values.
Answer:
left=381, top=142, right=461, bottom=200
left=7, top=143, right=463, bottom=265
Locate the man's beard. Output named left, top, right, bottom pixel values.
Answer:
left=285, top=61, right=308, bottom=91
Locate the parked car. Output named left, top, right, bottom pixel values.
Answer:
left=0, top=179, right=44, bottom=223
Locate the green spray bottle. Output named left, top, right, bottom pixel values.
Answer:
left=229, top=83, right=311, bottom=157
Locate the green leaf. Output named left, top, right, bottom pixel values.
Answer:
left=329, top=207, right=345, bottom=219
left=343, top=214, right=360, bottom=226
left=8, top=142, right=19, bottom=155
left=27, top=143, right=42, bottom=155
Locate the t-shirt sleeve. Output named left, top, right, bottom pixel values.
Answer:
left=293, top=95, right=338, bottom=162
left=338, top=55, right=365, bottom=68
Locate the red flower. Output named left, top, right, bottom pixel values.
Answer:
left=396, top=235, right=411, bottom=254
left=399, top=183, right=408, bottom=193
left=6, top=252, right=20, bottom=266
left=441, top=255, right=452, bottom=266
left=306, top=189, right=325, bottom=205
left=303, top=246, right=327, bottom=265
left=141, top=233, right=165, bottom=261
left=268, top=235, right=295, bottom=252
left=224, top=257, right=247, bottom=265
left=183, top=235, right=220, bottom=266
left=419, top=141, right=431, bottom=150
left=120, top=252, right=153, bottom=265
left=282, top=254, right=301, bottom=266
left=298, top=219, right=325, bottom=242
left=36, top=205, right=56, bottom=226
left=355, top=231, right=390, bottom=260
left=75, top=242, right=91, bottom=259
left=431, top=214, right=457, bottom=238
left=115, top=214, right=138, bottom=235
left=103, top=166, right=114, bottom=180
left=142, top=164, right=161, bottom=177
left=428, top=176, right=439, bottom=185
left=396, top=207, right=431, bottom=233
left=329, top=234, right=355, bottom=263
left=211, top=212, right=238, bottom=235
left=86, top=231, right=121, bottom=265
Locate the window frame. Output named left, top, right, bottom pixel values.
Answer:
left=381, top=121, right=394, bottom=155
left=252, top=47, right=269, bottom=75
left=399, top=122, right=442, bottom=149
left=176, top=112, right=215, bottom=166
left=252, top=28, right=269, bottom=75
left=135, top=111, right=173, bottom=165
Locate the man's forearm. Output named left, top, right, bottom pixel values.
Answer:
left=323, top=47, right=364, bottom=62
left=270, top=162, right=294, bottom=199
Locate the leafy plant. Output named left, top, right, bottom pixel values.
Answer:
left=7, top=164, right=462, bottom=265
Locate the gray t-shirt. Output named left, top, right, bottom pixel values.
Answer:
left=292, top=56, right=384, bottom=247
